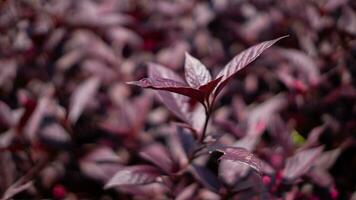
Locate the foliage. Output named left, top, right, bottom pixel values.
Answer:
left=0, top=0, right=355, bottom=199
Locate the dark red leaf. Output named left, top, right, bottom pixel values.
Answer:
left=198, top=76, right=222, bottom=98
left=214, top=36, right=287, bottom=96
left=127, top=78, right=205, bottom=103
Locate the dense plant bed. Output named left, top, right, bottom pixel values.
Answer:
left=0, top=0, right=355, bottom=199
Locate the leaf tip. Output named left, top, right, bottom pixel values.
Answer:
left=126, top=81, right=137, bottom=85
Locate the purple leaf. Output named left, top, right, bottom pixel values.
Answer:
left=148, top=62, right=184, bottom=82
left=308, top=148, right=342, bottom=187
left=308, top=168, right=334, bottom=188
left=1, top=181, right=33, bottom=200
left=118, top=183, right=168, bottom=198
left=274, top=48, right=320, bottom=85
left=219, top=160, right=250, bottom=185
left=338, top=6, right=356, bottom=35
left=155, top=90, right=191, bottom=123
left=80, top=146, right=123, bottom=183
left=168, top=127, right=195, bottom=167
left=0, top=101, right=15, bottom=128
left=189, top=103, right=207, bottom=135
left=184, top=53, right=212, bottom=88
left=0, top=59, right=17, bottom=91
left=214, top=36, right=287, bottom=96
left=300, top=125, right=325, bottom=150
left=147, top=62, right=191, bottom=121
left=104, top=165, right=161, bottom=189
left=267, top=114, right=293, bottom=153
left=246, top=94, right=288, bottom=136
left=24, top=96, right=52, bottom=143
left=139, top=143, right=175, bottom=174
left=177, top=128, right=195, bottom=155
left=314, top=148, right=341, bottom=170
left=145, top=64, right=207, bottom=133
left=283, top=146, right=324, bottom=180
left=68, top=76, right=100, bottom=123
left=39, top=122, right=71, bottom=147
left=189, top=164, right=221, bottom=193
left=219, top=147, right=263, bottom=173
left=175, top=183, right=198, bottom=200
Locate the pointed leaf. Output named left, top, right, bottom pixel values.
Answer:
left=175, top=183, right=198, bottom=200
left=219, top=160, right=250, bottom=185
left=214, top=36, right=287, bottom=96
left=0, top=101, right=15, bottom=128
left=139, top=143, right=175, bottom=174
left=309, top=168, right=334, bottom=187
left=68, top=77, right=100, bottom=123
left=219, top=147, right=263, bottom=173
left=176, top=127, right=195, bottom=156
left=80, top=146, right=123, bottom=183
left=24, top=96, right=52, bottom=142
left=189, top=103, right=207, bottom=135
left=1, top=181, right=33, bottom=200
left=189, top=164, right=221, bottom=192
left=155, top=90, right=191, bottom=123
left=314, top=148, right=341, bottom=170
left=246, top=94, right=287, bottom=136
left=105, top=165, right=161, bottom=189
left=127, top=78, right=205, bottom=103
left=39, top=121, right=71, bottom=148
left=300, top=125, right=325, bottom=150
left=147, top=62, right=191, bottom=120
left=283, top=146, right=324, bottom=180
left=267, top=115, right=293, bottom=152
left=184, top=53, right=212, bottom=88
left=148, top=62, right=184, bottom=82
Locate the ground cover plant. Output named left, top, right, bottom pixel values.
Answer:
left=0, top=0, right=356, bottom=199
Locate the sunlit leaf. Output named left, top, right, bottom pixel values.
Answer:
left=214, top=36, right=287, bottom=96
left=184, top=53, right=212, bottom=88
left=219, top=147, right=263, bottom=173
left=105, top=165, right=161, bottom=189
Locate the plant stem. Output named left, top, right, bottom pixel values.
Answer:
left=199, top=106, right=211, bottom=143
